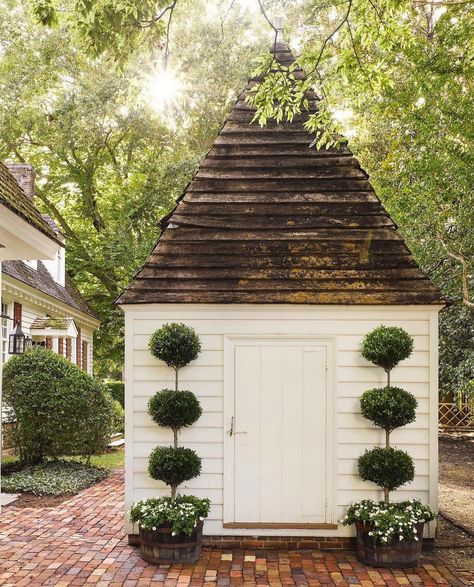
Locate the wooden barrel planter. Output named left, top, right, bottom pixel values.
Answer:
left=138, top=522, right=203, bottom=564
left=355, top=522, right=424, bottom=568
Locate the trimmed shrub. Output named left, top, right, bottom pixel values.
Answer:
left=148, top=446, right=201, bottom=487
left=2, top=460, right=108, bottom=495
left=3, top=347, right=115, bottom=464
left=360, top=387, right=417, bottom=431
left=111, top=398, right=125, bottom=434
left=358, top=447, right=415, bottom=492
left=361, top=326, right=414, bottom=372
left=148, top=389, right=202, bottom=430
left=105, top=381, right=125, bottom=407
left=149, top=323, right=201, bottom=371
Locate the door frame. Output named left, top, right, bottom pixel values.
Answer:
left=223, top=335, right=336, bottom=528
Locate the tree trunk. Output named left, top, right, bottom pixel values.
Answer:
left=175, top=368, right=179, bottom=391
left=171, top=485, right=177, bottom=502
left=173, top=428, right=178, bottom=449
left=386, top=369, right=391, bottom=388
left=384, top=487, right=390, bottom=504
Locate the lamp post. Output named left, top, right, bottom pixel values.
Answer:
left=0, top=314, right=31, bottom=355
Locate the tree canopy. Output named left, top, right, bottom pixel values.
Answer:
left=1, top=0, right=473, bottom=397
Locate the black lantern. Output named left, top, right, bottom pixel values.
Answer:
left=9, top=322, right=26, bottom=355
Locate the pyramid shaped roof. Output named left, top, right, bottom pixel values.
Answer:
left=118, top=40, right=443, bottom=305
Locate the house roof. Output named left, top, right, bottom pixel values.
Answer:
left=2, top=260, right=99, bottom=320
left=30, top=316, right=79, bottom=338
left=117, top=40, right=444, bottom=306
left=0, top=162, right=62, bottom=245
left=30, top=317, right=73, bottom=330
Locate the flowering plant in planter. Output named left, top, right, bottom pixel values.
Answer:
left=130, top=323, right=210, bottom=564
left=130, top=495, right=210, bottom=536
left=342, top=499, right=435, bottom=544
left=342, top=325, right=436, bottom=567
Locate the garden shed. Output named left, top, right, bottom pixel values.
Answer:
left=118, top=37, right=444, bottom=545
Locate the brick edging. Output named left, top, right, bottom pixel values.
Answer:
left=128, top=535, right=436, bottom=552
left=128, top=534, right=356, bottom=550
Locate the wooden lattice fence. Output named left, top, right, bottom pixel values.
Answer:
left=439, top=402, right=474, bottom=431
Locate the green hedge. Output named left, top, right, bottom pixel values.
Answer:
left=3, top=347, right=115, bottom=464
left=105, top=381, right=124, bottom=407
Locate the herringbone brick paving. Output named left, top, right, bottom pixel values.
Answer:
left=0, top=470, right=472, bottom=586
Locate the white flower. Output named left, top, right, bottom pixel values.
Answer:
left=414, top=536, right=419, bottom=541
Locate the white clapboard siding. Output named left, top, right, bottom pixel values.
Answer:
left=338, top=443, right=430, bottom=460
left=338, top=490, right=429, bottom=507
left=134, top=334, right=223, bottom=351
left=134, top=426, right=222, bottom=444
left=124, top=304, right=440, bottom=538
left=134, top=349, right=223, bottom=367
left=338, top=474, right=428, bottom=492
left=338, top=350, right=429, bottom=368
left=134, top=365, right=223, bottom=382
left=338, top=381, right=430, bottom=398
left=338, top=366, right=430, bottom=383
left=134, top=473, right=223, bottom=490
left=132, top=380, right=223, bottom=397
left=132, top=318, right=430, bottom=336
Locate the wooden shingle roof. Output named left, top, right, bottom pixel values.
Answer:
left=117, top=41, right=444, bottom=306
left=0, top=162, right=62, bottom=245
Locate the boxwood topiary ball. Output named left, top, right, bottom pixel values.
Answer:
left=361, top=325, right=414, bottom=371
left=358, top=447, right=415, bottom=491
left=360, top=386, right=417, bottom=431
left=149, top=323, right=201, bottom=370
left=148, top=389, right=202, bottom=429
left=148, top=446, right=202, bottom=486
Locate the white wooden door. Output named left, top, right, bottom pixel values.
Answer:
left=228, top=340, right=329, bottom=526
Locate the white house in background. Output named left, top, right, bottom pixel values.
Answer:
left=118, top=37, right=445, bottom=547
left=0, top=160, right=61, bottom=498
left=1, top=164, right=100, bottom=374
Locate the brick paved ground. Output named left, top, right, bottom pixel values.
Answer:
left=0, top=470, right=473, bottom=586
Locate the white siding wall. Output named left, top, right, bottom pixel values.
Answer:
left=124, top=304, right=440, bottom=538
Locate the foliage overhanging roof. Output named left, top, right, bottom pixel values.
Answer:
left=118, top=40, right=444, bottom=305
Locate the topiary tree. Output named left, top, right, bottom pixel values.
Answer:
left=148, top=323, right=202, bottom=501
left=149, top=323, right=201, bottom=391
left=359, top=326, right=418, bottom=503
left=3, top=346, right=115, bottom=464
left=361, top=325, right=413, bottom=386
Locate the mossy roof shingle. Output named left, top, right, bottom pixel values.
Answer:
left=117, top=41, right=444, bottom=306
left=0, top=162, right=62, bottom=245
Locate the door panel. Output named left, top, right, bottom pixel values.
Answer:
left=233, top=342, right=327, bottom=525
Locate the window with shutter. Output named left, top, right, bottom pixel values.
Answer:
left=82, top=341, right=88, bottom=372
left=76, top=327, right=82, bottom=366
left=13, top=302, right=22, bottom=326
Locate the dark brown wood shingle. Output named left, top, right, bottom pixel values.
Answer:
left=117, top=41, right=444, bottom=306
